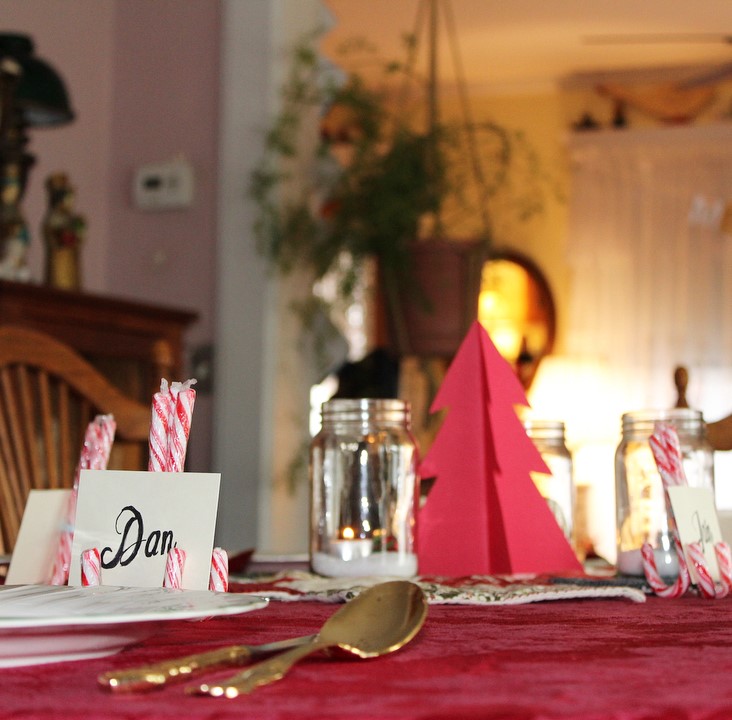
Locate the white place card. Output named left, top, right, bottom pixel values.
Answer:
left=667, top=485, right=723, bottom=582
left=69, top=470, right=221, bottom=590
left=6, top=489, right=71, bottom=585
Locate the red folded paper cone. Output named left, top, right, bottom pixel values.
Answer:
left=418, top=321, right=583, bottom=576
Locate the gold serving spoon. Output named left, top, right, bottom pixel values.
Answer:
left=191, top=580, right=427, bottom=699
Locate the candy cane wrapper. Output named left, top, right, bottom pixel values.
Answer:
left=166, top=379, right=196, bottom=472
left=148, top=379, right=173, bottom=472
left=163, top=548, right=186, bottom=589
left=209, top=547, right=229, bottom=592
left=81, top=548, right=102, bottom=587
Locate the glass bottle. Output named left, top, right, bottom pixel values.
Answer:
left=524, top=419, right=575, bottom=543
left=615, top=408, right=714, bottom=577
left=310, top=398, right=420, bottom=578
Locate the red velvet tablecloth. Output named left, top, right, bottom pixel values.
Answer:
left=3, top=593, right=732, bottom=720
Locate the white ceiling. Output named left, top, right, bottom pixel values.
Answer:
left=322, top=0, right=732, bottom=93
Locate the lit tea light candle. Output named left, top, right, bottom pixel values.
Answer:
left=329, top=526, right=373, bottom=562
left=312, top=527, right=418, bottom=577
left=311, top=549, right=418, bottom=578
left=617, top=546, right=679, bottom=578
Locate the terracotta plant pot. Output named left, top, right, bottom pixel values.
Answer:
left=380, top=238, right=486, bottom=358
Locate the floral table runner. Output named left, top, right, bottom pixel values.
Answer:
left=232, top=570, right=647, bottom=604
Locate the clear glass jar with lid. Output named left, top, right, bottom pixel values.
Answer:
left=524, top=419, right=575, bottom=543
left=310, top=398, right=420, bottom=578
left=615, top=408, right=714, bottom=577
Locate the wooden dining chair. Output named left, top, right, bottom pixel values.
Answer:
left=0, top=325, right=151, bottom=553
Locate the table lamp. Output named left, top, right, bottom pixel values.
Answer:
left=0, top=33, right=74, bottom=281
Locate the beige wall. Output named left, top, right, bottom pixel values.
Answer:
left=438, top=92, right=571, bottom=350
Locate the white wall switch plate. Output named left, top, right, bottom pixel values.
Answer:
left=133, top=156, right=194, bottom=210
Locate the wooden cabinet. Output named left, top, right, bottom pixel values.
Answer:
left=0, top=280, right=198, bottom=404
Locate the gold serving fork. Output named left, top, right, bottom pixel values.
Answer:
left=98, top=633, right=317, bottom=693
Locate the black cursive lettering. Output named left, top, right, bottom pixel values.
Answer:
left=100, top=506, right=143, bottom=568
left=692, top=510, right=714, bottom=552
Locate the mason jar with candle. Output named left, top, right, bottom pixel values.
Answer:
left=524, top=419, right=575, bottom=544
left=615, top=408, right=714, bottom=577
left=310, top=398, right=419, bottom=578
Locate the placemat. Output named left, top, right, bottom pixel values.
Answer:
left=232, top=570, right=646, bottom=604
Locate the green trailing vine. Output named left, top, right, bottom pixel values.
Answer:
left=250, top=36, right=451, bottom=302
left=249, top=34, right=560, bottom=308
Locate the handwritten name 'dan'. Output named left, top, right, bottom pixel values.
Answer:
left=100, top=505, right=176, bottom=568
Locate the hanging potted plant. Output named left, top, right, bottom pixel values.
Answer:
left=250, top=23, right=551, bottom=358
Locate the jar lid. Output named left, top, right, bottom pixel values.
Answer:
left=321, top=398, right=410, bottom=424
left=523, top=418, right=566, bottom=440
left=621, top=408, right=704, bottom=435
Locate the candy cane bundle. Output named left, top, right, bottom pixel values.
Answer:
left=646, top=422, right=732, bottom=599
left=49, top=415, right=117, bottom=585
left=148, top=379, right=196, bottom=473
left=148, top=379, right=206, bottom=589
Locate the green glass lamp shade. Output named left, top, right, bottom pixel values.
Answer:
left=0, top=33, right=74, bottom=127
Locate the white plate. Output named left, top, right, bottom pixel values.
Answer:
left=0, top=585, right=268, bottom=668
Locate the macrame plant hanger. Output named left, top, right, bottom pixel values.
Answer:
left=403, top=0, right=495, bottom=242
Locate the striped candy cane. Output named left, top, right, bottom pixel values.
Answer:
left=49, top=530, right=74, bottom=586
left=684, top=542, right=732, bottom=600
left=163, top=547, right=186, bottom=589
left=646, top=423, right=729, bottom=600
left=209, top=547, right=229, bottom=592
left=148, top=379, right=173, bottom=473
left=49, top=415, right=117, bottom=585
left=686, top=542, right=727, bottom=599
left=166, top=380, right=196, bottom=473
left=69, top=414, right=117, bottom=524
left=649, top=423, right=686, bottom=487
left=640, top=423, right=690, bottom=598
left=81, top=548, right=102, bottom=587
left=641, top=536, right=691, bottom=598
left=715, top=542, right=732, bottom=592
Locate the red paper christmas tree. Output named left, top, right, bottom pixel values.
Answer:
left=417, top=321, right=582, bottom=576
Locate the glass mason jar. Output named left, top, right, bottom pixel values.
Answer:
left=524, top=419, right=575, bottom=544
left=310, top=398, right=420, bottom=578
left=615, top=408, right=714, bottom=577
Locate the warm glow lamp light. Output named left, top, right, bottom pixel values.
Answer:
left=0, top=33, right=74, bottom=279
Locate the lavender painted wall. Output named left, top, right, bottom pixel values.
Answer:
left=2, top=1, right=221, bottom=471
left=2, top=0, right=115, bottom=292
left=106, top=0, right=220, bottom=347
left=106, top=1, right=221, bottom=471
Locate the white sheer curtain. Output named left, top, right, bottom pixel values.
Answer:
left=566, top=124, right=732, bottom=425
left=544, top=124, right=732, bottom=556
